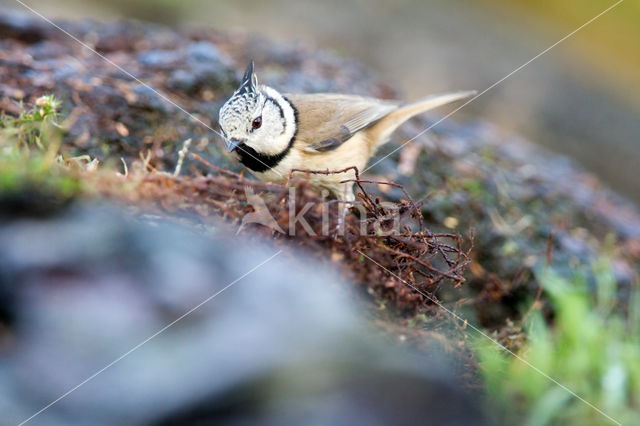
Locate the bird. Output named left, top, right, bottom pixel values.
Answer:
left=218, top=61, right=475, bottom=202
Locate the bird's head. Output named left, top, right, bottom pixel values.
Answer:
left=219, top=61, right=296, bottom=158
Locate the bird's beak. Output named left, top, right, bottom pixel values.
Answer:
left=226, top=139, right=241, bottom=153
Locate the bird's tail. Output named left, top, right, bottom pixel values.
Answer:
left=368, top=90, right=476, bottom=147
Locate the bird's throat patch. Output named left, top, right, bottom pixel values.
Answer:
left=235, top=140, right=293, bottom=173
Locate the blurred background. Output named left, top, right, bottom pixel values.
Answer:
left=2, top=0, right=639, bottom=204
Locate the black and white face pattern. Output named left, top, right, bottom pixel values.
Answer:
left=218, top=63, right=295, bottom=160
left=219, top=87, right=292, bottom=157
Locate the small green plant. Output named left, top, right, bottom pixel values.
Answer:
left=0, top=95, right=81, bottom=196
left=475, top=257, right=640, bottom=425
left=1, top=94, right=62, bottom=148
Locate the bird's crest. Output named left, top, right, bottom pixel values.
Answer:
left=235, top=60, right=258, bottom=95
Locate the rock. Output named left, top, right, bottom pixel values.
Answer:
left=0, top=11, right=50, bottom=43
left=138, top=49, right=180, bottom=68
left=166, top=68, right=198, bottom=92
left=0, top=202, right=486, bottom=425
left=185, top=41, right=224, bottom=64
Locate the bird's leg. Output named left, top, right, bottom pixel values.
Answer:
left=334, top=183, right=355, bottom=236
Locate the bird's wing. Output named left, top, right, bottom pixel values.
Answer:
left=285, top=93, right=398, bottom=153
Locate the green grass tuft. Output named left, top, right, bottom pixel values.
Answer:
left=476, top=256, right=640, bottom=425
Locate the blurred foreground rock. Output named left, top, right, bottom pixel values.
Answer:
left=0, top=201, right=486, bottom=426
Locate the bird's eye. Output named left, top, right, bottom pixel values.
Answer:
left=252, top=116, right=262, bottom=129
